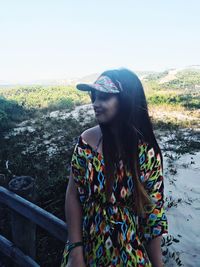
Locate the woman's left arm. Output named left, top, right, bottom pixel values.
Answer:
left=138, top=143, right=168, bottom=267
left=145, top=236, right=163, bottom=267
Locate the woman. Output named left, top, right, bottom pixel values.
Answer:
left=60, top=68, right=168, bottom=267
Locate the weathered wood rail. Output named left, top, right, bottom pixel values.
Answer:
left=0, top=176, right=68, bottom=267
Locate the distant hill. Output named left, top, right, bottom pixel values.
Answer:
left=0, top=71, right=155, bottom=87
left=1, top=65, right=200, bottom=88
left=143, top=65, right=200, bottom=90
left=158, top=65, right=200, bottom=84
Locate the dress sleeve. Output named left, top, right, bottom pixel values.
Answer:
left=70, top=136, right=88, bottom=204
left=138, top=142, right=168, bottom=245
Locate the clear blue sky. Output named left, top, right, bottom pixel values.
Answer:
left=0, top=0, right=199, bottom=82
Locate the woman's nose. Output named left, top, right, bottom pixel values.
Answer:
left=93, top=97, right=100, bottom=106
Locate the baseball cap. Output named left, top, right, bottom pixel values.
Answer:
left=76, top=75, right=123, bottom=93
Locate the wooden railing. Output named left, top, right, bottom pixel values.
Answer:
left=0, top=176, right=68, bottom=267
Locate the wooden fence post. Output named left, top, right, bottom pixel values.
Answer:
left=8, top=176, right=36, bottom=266
left=0, top=174, right=10, bottom=266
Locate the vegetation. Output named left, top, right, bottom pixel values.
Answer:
left=0, top=85, right=90, bottom=132
left=163, top=69, right=200, bottom=90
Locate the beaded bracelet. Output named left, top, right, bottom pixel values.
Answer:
left=65, top=240, right=84, bottom=254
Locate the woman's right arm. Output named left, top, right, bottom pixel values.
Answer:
left=65, top=167, right=86, bottom=265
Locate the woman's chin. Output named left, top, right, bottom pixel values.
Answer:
left=96, top=114, right=105, bottom=122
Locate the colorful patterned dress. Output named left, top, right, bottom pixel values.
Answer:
left=61, top=134, right=168, bottom=267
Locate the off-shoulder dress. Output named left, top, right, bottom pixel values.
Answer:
left=60, top=134, right=168, bottom=267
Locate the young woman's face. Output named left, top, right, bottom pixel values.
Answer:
left=89, top=90, right=120, bottom=123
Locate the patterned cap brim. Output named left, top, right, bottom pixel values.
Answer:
left=76, top=83, right=94, bottom=91
left=76, top=83, right=117, bottom=93
left=76, top=75, right=122, bottom=93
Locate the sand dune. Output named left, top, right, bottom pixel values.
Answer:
left=162, top=144, right=200, bottom=266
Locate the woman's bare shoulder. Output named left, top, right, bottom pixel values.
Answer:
left=81, top=125, right=102, bottom=148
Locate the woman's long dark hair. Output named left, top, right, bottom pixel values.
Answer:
left=92, top=67, right=163, bottom=216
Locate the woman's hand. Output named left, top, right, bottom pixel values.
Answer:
left=66, top=246, right=86, bottom=267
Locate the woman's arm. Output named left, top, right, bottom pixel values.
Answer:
left=65, top=168, right=85, bottom=261
left=137, top=143, right=168, bottom=266
left=145, top=236, right=163, bottom=267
